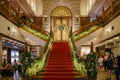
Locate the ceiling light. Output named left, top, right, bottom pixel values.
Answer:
left=113, top=37, right=119, bottom=39
left=1, top=1, right=4, bottom=4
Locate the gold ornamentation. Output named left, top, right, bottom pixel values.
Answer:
left=52, top=6, right=72, bottom=16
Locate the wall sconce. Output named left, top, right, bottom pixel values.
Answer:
left=76, top=15, right=79, bottom=22
left=106, top=28, right=110, bottom=34
left=44, top=15, right=47, bottom=22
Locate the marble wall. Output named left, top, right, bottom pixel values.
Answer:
left=43, top=0, right=81, bottom=32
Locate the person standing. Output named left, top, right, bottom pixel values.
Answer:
left=17, top=60, right=22, bottom=73
left=106, top=52, right=115, bottom=80
left=13, top=59, right=18, bottom=76
left=98, top=56, right=103, bottom=71
left=115, top=54, right=120, bottom=80
left=1, top=61, right=13, bottom=76
left=103, top=53, right=108, bottom=71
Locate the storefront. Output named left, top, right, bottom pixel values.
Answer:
left=2, top=37, right=25, bottom=66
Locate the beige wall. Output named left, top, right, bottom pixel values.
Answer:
left=0, top=36, right=2, bottom=69
left=75, top=15, right=120, bottom=54
left=97, top=15, right=120, bottom=42
left=111, top=42, right=120, bottom=57
left=0, top=15, right=47, bottom=48
left=0, top=15, right=25, bottom=42
left=43, top=0, right=80, bottom=32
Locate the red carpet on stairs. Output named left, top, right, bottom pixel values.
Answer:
left=43, top=42, right=74, bottom=80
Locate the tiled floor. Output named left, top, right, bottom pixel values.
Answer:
left=0, top=70, right=22, bottom=80
left=0, top=68, right=116, bottom=80
left=97, top=67, right=116, bottom=80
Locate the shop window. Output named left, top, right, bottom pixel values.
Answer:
left=2, top=50, right=7, bottom=62
left=80, top=46, right=90, bottom=56
left=11, top=50, right=19, bottom=64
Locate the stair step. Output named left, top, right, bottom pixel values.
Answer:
left=45, top=67, right=73, bottom=70
left=48, top=60, right=71, bottom=62
left=37, top=71, right=81, bottom=75
left=41, top=42, right=86, bottom=79
left=46, top=64, right=74, bottom=66
left=32, top=75, right=85, bottom=79
left=45, top=66, right=73, bottom=68
left=47, top=63, right=73, bottom=65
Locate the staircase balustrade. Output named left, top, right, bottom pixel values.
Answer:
left=69, top=37, right=87, bottom=78
left=73, top=0, right=120, bottom=41
left=0, top=1, right=49, bottom=41
left=23, top=37, right=53, bottom=77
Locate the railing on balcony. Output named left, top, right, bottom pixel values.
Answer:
left=69, top=37, right=87, bottom=77
left=73, top=0, right=120, bottom=41
left=0, top=0, right=49, bottom=40
left=73, top=17, right=102, bottom=35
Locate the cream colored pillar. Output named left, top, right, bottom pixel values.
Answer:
left=0, top=36, right=2, bottom=69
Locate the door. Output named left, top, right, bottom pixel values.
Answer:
left=51, top=6, right=72, bottom=42
left=52, top=18, right=71, bottom=41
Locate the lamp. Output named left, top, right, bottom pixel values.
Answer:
left=44, top=15, right=47, bottom=22
left=75, top=15, right=79, bottom=22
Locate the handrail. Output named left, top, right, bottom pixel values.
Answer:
left=74, top=0, right=120, bottom=36
left=69, top=37, right=87, bottom=77
left=21, top=24, right=49, bottom=41
left=73, top=0, right=120, bottom=41
left=73, top=17, right=102, bottom=35
left=23, top=37, right=53, bottom=77
left=73, top=20, right=103, bottom=41
left=22, top=19, right=49, bottom=36
left=0, top=1, right=49, bottom=40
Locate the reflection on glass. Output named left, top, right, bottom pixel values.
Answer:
left=11, top=50, right=19, bottom=64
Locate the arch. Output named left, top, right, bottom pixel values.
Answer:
left=51, top=6, right=72, bottom=42
left=51, top=6, right=72, bottom=17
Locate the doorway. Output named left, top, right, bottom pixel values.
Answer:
left=51, top=6, right=72, bottom=42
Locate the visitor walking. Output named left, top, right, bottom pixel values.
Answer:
left=103, top=53, right=108, bottom=72
left=115, top=54, right=120, bottom=80
left=98, top=56, right=103, bottom=71
left=106, top=52, right=115, bottom=80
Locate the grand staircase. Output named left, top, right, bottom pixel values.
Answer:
left=32, top=42, right=85, bottom=80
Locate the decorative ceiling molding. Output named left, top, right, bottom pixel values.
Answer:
left=51, top=6, right=72, bottom=17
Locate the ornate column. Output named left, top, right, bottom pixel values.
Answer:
left=0, top=36, right=2, bottom=69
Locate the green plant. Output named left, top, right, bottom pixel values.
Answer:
left=22, top=24, right=49, bottom=40
left=85, top=52, right=98, bottom=80
left=20, top=38, right=53, bottom=77
left=69, top=38, right=87, bottom=77
left=20, top=51, right=33, bottom=77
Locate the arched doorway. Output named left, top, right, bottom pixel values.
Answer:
left=51, top=6, right=72, bottom=42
